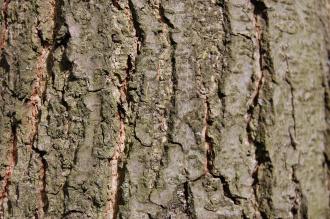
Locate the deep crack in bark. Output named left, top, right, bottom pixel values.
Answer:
left=247, top=0, right=266, bottom=111
left=205, top=0, right=248, bottom=208
left=28, top=0, right=58, bottom=217
left=168, top=29, right=178, bottom=145
left=284, top=57, right=298, bottom=149
left=104, top=3, right=143, bottom=216
left=283, top=27, right=308, bottom=219
left=159, top=4, right=174, bottom=29
left=290, top=165, right=308, bottom=219
left=128, top=0, right=144, bottom=54
left=29, top=47, right=51, bottom=219
left=112, top=0, right=122, bottom=10
left=183, top=181, right=195, bottom=218
left=202, top=96, right=215, bottom=175
left=0, top=0, right=10, bottom=50
left=325, top=50, right=330, bottom=203
left=218, top=0, right=230, bottom=122
left=285, top=50, right=298, bottom=149
left=0, top=116, right=17, bottom=217
left=218, top=175, right=244, bottom=205
left=248, top=0, right=274, bottom=217
left=105, top=55, right=132, bottom=219
left=157, top=3, right=179, bottom=148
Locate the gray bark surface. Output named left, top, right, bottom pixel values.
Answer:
left=0, top=0, right=329, bottom=218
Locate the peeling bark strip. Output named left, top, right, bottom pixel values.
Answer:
left=0, top=118, right=17, bottom=217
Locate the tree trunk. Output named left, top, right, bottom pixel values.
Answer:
left=0, top=0, right=329, bottom=218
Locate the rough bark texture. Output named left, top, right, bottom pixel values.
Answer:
left=0, top=0, right=329, bottom=218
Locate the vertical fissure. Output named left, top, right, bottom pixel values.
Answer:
left=202, top=95, right=215, bottom=175
left=183, top=181, right=196, bottom=218
left=218, top=175, right=244, bottom=205
left=106, top=55, right=132, bottom=219
left=284, top=56, right=297, bottom=147
left=32, top=147, right=48, bottom=219
left=247, top=0, right=266, bottom=111
left=28, top=0, right=58, bottom=217
left=248, top=0, right=274, bottom=216
left=283, top=33, right=308, bottom=219
left=325, top=50, right=330, bottom=196
left=157, top=3, right=178, bottom=147
left=167, top=31, right=177, bottom=146
left=29, top=46, right=51, bottom=219
left=203, top=90, right=243, bottom=205
left=214, top=0, right=247, bottom=207
left=0, top=0, right=10, bottom=50
left=111, top=0, right=122, bottom=10
left=128, top=0, right=144, bottom=54
left=0, top=116, right=18, bottom=217
left=216, top=0, right=231, bottom=114
left=290, top=166, right=308, bottom=219
left=218, top=0, right=231, bottom=122
left=104, top=2, right=144, bottom=216
left=158, top=4, right=174, bottom=29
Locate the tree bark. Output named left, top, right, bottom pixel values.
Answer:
left=0, top=0, right=329, bottom=218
